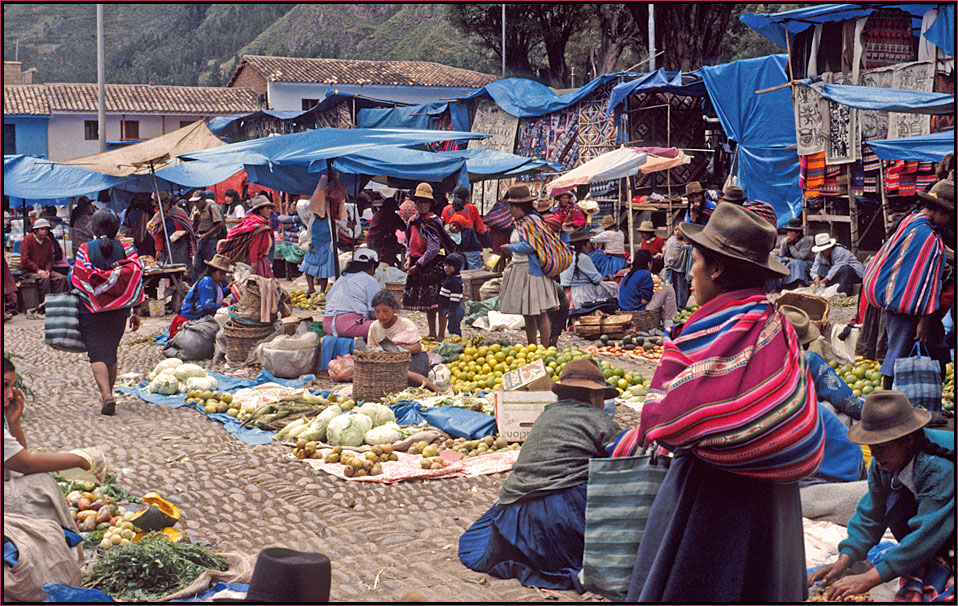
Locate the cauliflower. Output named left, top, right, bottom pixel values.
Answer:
left=364, top=422, right=403, bottom=445
left=173, top=363, right=206, bottom=382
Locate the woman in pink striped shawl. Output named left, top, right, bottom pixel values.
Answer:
left=612, top=203, right=825, bottom=602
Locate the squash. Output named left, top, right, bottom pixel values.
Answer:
left=133, top=527, right=184, bottom=543
left=129, top=493, right=180, bottom=532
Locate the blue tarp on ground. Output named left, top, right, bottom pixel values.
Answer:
left=455, top=73, right=637, bottom=118
left=357, top=101, right=471, bottom=134
left=866, top=130, right=955, bottom=162
left=700, top=55, right=802, bottom=226
left=741, top=3, right=938, bottom=48
left=810, top=83, right=955, bottom=115
left=3, top=155, right=128, bottom=200
left=390, top=402, right=497, bottom=440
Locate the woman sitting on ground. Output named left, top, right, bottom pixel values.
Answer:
left=366, top=290, right=439, bottom=392
left=459, top=358, right=622, bottom=590
left=617, top=253, right=678, bottom=327
left=322, top=248, right=382, bottom=340
left=167, top=254, right=232, bottom=339
left=561, top=228, right=617, bottom=308
left=809, top=391, right=954, bottom=602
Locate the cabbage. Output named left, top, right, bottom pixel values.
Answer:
left=326, top=413, right=373, bottom=447
left=364, top=422, right=403, bottom=445
left=148, top=369, right=181, bottom=395
left=173, top=363, right=207, bottom=382
left=356, top=402, right=396, bottom=427
left=186, top=376, right=218, bottom=391
left=300, top=405, right=342, bottom=442
left=152, top=358, right=183, bottom=375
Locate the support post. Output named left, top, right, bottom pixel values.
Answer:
left=878, top=160, right=890, bottom=237
left=846, top=165, right=858, bottom=254
left=96, top=4, right=106, bottom=153
left=149, top=162, right=174, bottom=266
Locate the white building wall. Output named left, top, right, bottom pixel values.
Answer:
left=267, top=81, right=481, bottom=110
left=46, top=113, right=211, bottom=161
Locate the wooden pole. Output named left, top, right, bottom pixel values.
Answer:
left=784, top=20, right=807, bottom=229
left=846, top=164, right=858, bottom=253
left=878, top=159, right=890, bottom=237
left=666, top=101, right=673, bottom=234
left=627, top=176, right=635, bottom=259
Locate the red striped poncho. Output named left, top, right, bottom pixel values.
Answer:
left=71, top=241, right=145, bottom=313
left=613, top=288, right=824, bottom=483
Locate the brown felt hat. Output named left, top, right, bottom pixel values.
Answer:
left=205, top=253, right=233, bottom=273
left=719, top=185, right=747, bottom=204
left=568, top=227, right=591, bottom=243
left=534, top=197, right=554, bottom=212
left=601, top=215, right=616, bottom=229
left=779, top=305, right=820, bottom=345
left=637, top=220, right=656, bottom=233
left=917, top=179, right=955, bottom=213
left=784, top=218, right=805, bottom=232
left=506, top=184, right=536, bottom=204
left=846, top=390, right=931, bottom=445
left=679, top=203, right=789, bottom=277
left=685, top=182, right=705, bottom=196
left=248, top=195, right=275, bottom=214
left=552, top=358, right=619, bottom=400
left=412, top=182, right=435, bottom=202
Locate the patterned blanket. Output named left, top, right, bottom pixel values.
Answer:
left=71, top=242, right=145, bottom=313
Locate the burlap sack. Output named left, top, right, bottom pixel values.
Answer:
left=3, top=513, right=83, bottom=602
left=160, top=551, right=253, bottom=601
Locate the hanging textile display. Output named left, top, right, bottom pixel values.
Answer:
left=514, top=106, right=579, bottom=180
left=576, top=81, right=619, bottom=164
left=859, top=65, right=894, bottom=140
left=824, top=72, right=860, bottom=165
left=932, top=72, right=955, bottom=133
left=467, top=99, right=520, bottom=205
left=861, top=8, right=916, bottom=68
left=800, top=151, right=826, bottom=197
left=888, top=61, right=934, bottom=139
left=794, top=83, right=828, bottom=155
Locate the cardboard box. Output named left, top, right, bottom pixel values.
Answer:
left=501, top=359, right=554, bottom=391
left=145, top=299, right=164, bottom=318
left=494, top=390, right=558, bottom=442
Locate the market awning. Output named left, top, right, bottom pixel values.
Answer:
left=545, top=147, right=689, bottom=194
left=357, top=102, right=471, bottom=133
left=332, top=146, right=469, bottom=187
left=865, top=130, right=955, bottom=162
left=63, top=120, right=225, bottom=176
left=809, top=82, right=955, bottom=115
left=3, top=154, right=129, bottom=200
left=437, top=148, right=562, bottom=180
left=606, top=69, right=708, bottom=118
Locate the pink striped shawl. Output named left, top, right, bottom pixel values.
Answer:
left=71, top=242, right=145, bottom=313
left=613, top=288, right=824, bottom=483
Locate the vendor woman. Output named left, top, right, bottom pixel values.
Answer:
left=167, top=254, right=232, bottom=338
left=459, top=358, right=622, bottom=590
left=322, top=248, right=382, bottom=339
left=808, top=391, right=955, bottom=602
left=589, top=215, right=627, bottom=276
left=366, top=289, right=439, bottom=392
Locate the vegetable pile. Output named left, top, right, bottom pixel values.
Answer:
left=290, top=289, right=325, bottom=311
left=146, top=359, right=215, bottom=395
left=674, top=304, right=700, bottom=324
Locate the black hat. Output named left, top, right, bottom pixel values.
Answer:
left=444, top=252, right=464, bottom=271
left=784, top=218, right=805, bottom=232
left=243, top=547, right=331, bottom=603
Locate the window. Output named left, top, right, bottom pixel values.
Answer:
left=301, top=98, right=320, bottom=111
left=84, top=120, right=98, bottom=141
left=122, top=120, right=139, bottom=140
left=180, top=120, right=193, bottom=129
left=3, top=124, right=15, bottom=155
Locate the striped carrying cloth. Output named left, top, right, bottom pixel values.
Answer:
left=514, top=213, right=573, bottom=278
left=862, top=211, right=944, bottom=317
left=147, top=206, right=196, bottom=258
left=613, top=288, right=824, bottom=483
left=71, top=241, right=145, bottom=313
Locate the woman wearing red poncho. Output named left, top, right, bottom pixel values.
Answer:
left=219, top=196, right=275, bottom=278
left=611, top=203, right=825, bottom=602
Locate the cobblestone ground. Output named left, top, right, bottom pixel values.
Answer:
left=3, top=303, right=641, bottom=602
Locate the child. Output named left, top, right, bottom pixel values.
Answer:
left=366, top=290, right=439, bottom=392
left=446, top=214, right=465, bottom=247
left=663, top=224, right=690, bottom=309
left=438, top=253, right=466, bottom=341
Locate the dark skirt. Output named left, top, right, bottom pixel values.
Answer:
left=458, top=484, right=587, bottom=591
left=627, top=449, right=807, bottom=602
left=79, top=308, right=130, bottom=365
left=403, top=255, right=445, bottom=311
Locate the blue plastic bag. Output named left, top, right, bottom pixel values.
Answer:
left=421, top=405, right=496, bottom=440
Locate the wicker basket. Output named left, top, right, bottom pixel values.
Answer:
left=775, top=292, right=831, bottom=334
left=352, top=350, right=410, bottom=401
left=574, top=313, right=633, bottom=339
left=224, top=320, right=276, bottom=364
left=631, top=309, right=664, bottom=332
left=385, top=282, right=405, bottom=308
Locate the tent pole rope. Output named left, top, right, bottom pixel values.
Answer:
left=149, top=161, right=174, bottom=266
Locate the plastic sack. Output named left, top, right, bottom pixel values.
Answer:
left=829, top=324, right=860, bottom=365
left=43, top=293, right=85, bottom=353
left=265, top=331, right=318, bottom=351
left=4, top=514, right=83, bottom=602
left=212, top=324, right=227, bottom=364
left=328, top=354, right=355, bottom=382
left=475, top=310, right=525, bottom=331
left=428, top=364, right=452, bottom=390
left=232, top=262, right=251, bottom=286
left=464, top=296, right=500, bottom=327
left=375, top=264, right=408, bottom=288
left=253, top=334, right=319, bottom=379
left=893, top=343, right=943, bottom=421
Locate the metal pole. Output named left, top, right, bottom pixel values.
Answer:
left=666, top=102, right=672, bottom=233
left=501, top=4, right=506, bottom=78
left=96, top=4, right=107, bottom=153
left=648, top=4, right=656, bottom=71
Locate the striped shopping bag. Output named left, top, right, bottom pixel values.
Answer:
left=43, top=293, right=86, bottom=353
left=579, top=447, right=669, bottom=601
left=893, top=343, right=943, bottom=420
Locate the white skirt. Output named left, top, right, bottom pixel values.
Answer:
left=499, top=261, right=560, bottom=316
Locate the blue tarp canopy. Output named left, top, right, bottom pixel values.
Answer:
left=700, top=55, right=802, bottom=226
left=437, top=148, right=562, bottom=180
left=357, top=102, right=471, bottom=134
left=455, top=72, right=637, bottom=118
left=741, top=4, right=939, bottom=48
left=152, top=160, right=243, bottom=189
left=3, top=155, right=128, bottom=201
left=606, top=69, right=708, bottom=118
left=865, top=130, right=955, bottom=161
left=810, top=82, right=955, bottom=114
left=924, top=5, right=954, bottom=56
left=332, top=146, right=469, bottom=187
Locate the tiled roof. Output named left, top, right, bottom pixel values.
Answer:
left=3, top=83, right=260, bottom=116
left=3, top=84, right=50, bottom=115
left=229, top=55, right=498, bottom=88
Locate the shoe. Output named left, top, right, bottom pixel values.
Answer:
left=100, top=400, right=116, bottom=416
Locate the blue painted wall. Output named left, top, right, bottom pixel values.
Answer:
left=3, top=116, right=50, bottom=158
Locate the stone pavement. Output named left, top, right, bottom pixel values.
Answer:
left=3, top=313, right=641, bottom=602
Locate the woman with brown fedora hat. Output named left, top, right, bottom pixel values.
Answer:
left=809, top=390, right=954, bottom=602
left=459, top=358, right=622, bottom=590
left=637, top=221, right=665, bottom=258
left=560, top=228, right=617, bottom=308
left=588, top=215, right=628, bottom=276
left=220, top=195, right=276, bottom=278
left=499, top=184, right=564, bottom=346
left=609, top=202, right=824, bottom=602
left=682, top=181, right=715, bottom=225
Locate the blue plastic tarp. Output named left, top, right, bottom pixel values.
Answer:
left=866, top=130, right=955, bottom=161
left=41, top=582, right=251, bottom=603
left=810, top=82, right=955, bottom=115
left=700, top=55, right=802, bottom=225
left=3, top=155, right=128, bottom=200
left=332, top=146, right=469, bottom=187
left=924, top=5, right=955, bottom=56
left=456, top=73, right=636, bottom=118
left=389, top=403, right=497, bottom=440
left=606, top=69, right=707, bottom=118
left=357, top=102, right=471, bottom=134
left=152, top=160, right=242, bottom=188
left=437, top=148, right=561, bottom=180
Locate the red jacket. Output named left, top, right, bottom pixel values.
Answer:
left=20, top=232, right=54, bottom=273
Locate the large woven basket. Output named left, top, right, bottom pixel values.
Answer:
left=775, top=292, right=830, bottom=335
left=352, top=350, right=410, bottom=401
left=385, top=282, right=405, bottom=308
left=224, top=320, right=275, bottom=364
left=631, top=309, right=663, bottom=332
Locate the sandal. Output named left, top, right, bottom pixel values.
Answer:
left=100, top=399, right=116, bottom=416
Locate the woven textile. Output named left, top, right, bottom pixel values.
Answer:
left=794, top=84, right=828, bottom=155
left=70, top=242, right=145, bottom=313
left=825, top=72, right=860, bottom=165
left=889, top=61, right=934, bottom=139
left=893, top=344, right=943, bottom=416
left=859, top=66, right=894, bottom=140
left=43, top=293, right=86, bottom=353
left=576, top=80, right=619, bottom=164
left=612, top=288, right=824, bottom=483
left=802, top=152, right=827, bottom=196
left=514, top=107, right=579, bottom=178
left=515, top=214, right=573, bottom=278
left=147, top=206, right=196, bottom=258
left=862, top=8, right=915, bottom=68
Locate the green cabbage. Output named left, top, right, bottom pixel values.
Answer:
left=147, top=369, right=181, bottom=395
left=173, top=363, right=207, bottom=382
left=356, top=402, right=396, bottom=427
left=364, top=422, right=403, bottom=445
left=326, top=413, right=373, bottom=447
left=185, top=376, right=218, bottom=391
left=300, top=405, right=342, bottom=443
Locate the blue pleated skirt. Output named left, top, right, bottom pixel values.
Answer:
left=458, top=484, right=588, bottom=591
left=299, top=245, right=336, bottom=279
left=589, top=251, right=627, bottom=277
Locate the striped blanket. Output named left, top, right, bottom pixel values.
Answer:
left=613, top=288, right=824, bottom=483
left=71, top=242, right=145, bottom=313
left=515, top=214, right=573, bottom=278
left=148, top=206, right=196, bottom=257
